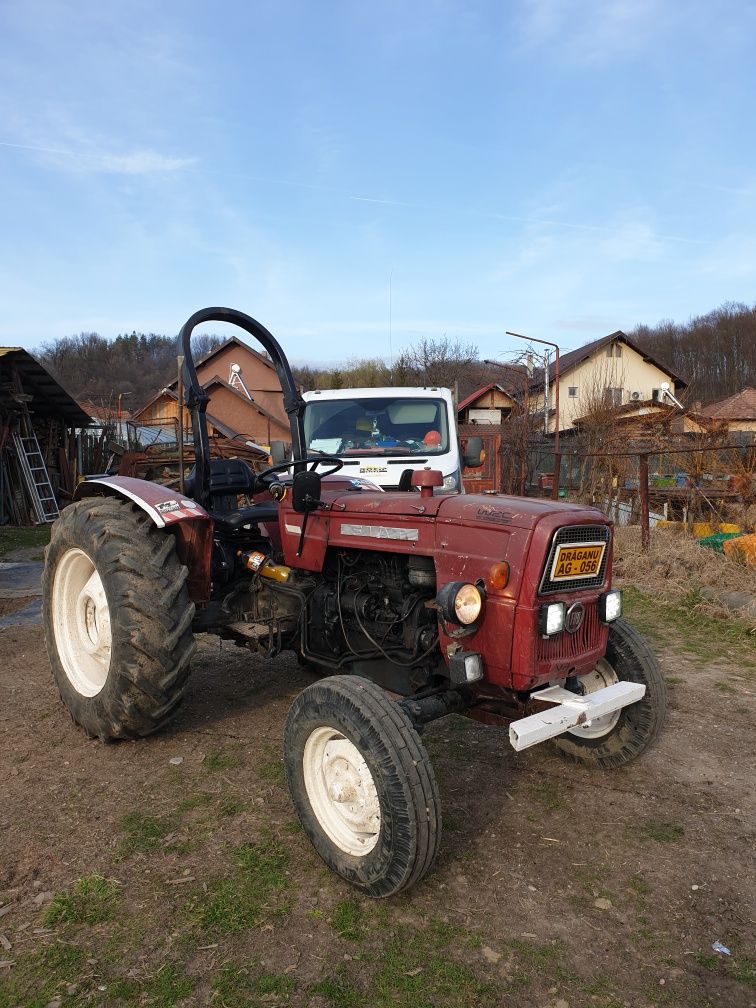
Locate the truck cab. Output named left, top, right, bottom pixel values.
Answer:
left=302, top=386, right=464, bottom=492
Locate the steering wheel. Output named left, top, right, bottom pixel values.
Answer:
left=254, top=454, right=344, bottom=491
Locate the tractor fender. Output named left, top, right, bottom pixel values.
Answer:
left=74, top=476, right=213, bottom=602
left=75, top=476, right=210, bottom=527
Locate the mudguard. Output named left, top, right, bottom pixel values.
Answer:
left=74, top=476, right=213, bottom=602
left=75, top=476, right=211, bottom=527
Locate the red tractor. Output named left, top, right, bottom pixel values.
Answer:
left=43, top=308, right=666, bottom=897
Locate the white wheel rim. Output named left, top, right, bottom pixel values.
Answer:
left=51, top=548, right=112, bottom=697
left=302, top=727, right=381, bottom=856
left=567, top=658, right=621, bottom=739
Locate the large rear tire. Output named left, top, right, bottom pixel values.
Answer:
left=552, top=618, right=667, bottom=769
left=43, top=497, right=196, bottom=740
left=284, top=675, right=441, bottom=897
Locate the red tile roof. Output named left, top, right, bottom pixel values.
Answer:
left=700, top=387, right=756, bottom=420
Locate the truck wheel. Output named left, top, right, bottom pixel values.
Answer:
left=552, top=618, right=666, bottom=769
left=283, top=675, right=441, bottom=897
left=43, top=497, right=196, bottom=741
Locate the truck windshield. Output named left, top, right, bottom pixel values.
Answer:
left=304, top=397, right=450, bottom=457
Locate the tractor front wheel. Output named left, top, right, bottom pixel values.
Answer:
left=43, top=497, right=196, bottom=740
left=552, top=618, right=667, bottom=769
left=284, top=675, right=441, bottom=897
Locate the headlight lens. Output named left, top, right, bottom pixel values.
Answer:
left=599, top=589, right=622, bottom=623
left=454, top=584, right=483, bottom=624
left=436, top=581, right=484, bottom=626
left=442, top=471, right=460, bottom=491
left=539, top=602, right=566, bottom=636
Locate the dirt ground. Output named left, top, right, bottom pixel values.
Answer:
left=0, top=600, right=754, bottom=1008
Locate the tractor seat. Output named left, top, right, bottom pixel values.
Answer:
left=184, top=457, right=258, bottom=499
left=183, top=458, right=279, bottom=534
left=211, top=502, right=280, bottom=535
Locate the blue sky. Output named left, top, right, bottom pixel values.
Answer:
left=1, top=0, right=755, bottom=366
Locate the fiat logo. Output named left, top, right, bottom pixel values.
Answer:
left=565, top=602, right=585, bottom=633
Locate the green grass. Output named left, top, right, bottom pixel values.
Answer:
left=213, top=963, right=296, bottom=1006
left=623, top=587, right=756, bottom=674
left=218, top=796, right=245, bottom=816
left=190, top=837, right=290, bottom=934
left=119, top=795, right=215, bottom=856
left=368, top=922, right=500, bottom=1008
left=310, top=969, right=362, bottom=1008
left=713, top=680, right=736, bottom=694
left=638, top=820, right=685, bottom=843
left=0, top=943, right=88, bottom=1008
left=202, top=747, right=241, bottom=772
left=119, top=809, right=176, bottom=856
left=141, top=964, right=195, bottom=1007
left=331, top=899, right=363, bottom=941
left=45, top=874, right=121, bottom=926
left=733, top=955, right=756, bottom=988
left=0, top=525, right=50, bottom=558
left=527, top=777, right=566, bottom=811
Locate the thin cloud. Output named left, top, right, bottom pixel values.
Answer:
left=517, top=0, right=661, bottom=62
left=0, top=140, right=195, bottom=174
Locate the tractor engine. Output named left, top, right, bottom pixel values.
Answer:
left=302, top=551, right=441, bottom=689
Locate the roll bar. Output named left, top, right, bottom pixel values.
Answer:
left=178, top=307, right=307, bottom=508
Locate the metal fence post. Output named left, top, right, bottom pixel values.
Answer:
left=639, top=453, right=650, bottom=551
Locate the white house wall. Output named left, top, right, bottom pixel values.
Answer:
left=532, top=342, right=677, bottom=432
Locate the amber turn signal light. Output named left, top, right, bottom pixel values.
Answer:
left=488, top=561, right=510, bottom=590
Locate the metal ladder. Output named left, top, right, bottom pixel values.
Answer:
left=12, top=432, right=60, bottom=523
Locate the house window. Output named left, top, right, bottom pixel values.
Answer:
left=568, top=387, right=578, bottom=397
left=605, top=343, right=622, bottom=358
left=651, top=389, right=660, bottom=402
left=606, top=387, right=623, bottom=407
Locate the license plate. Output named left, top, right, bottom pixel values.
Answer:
left=550, top=542, right=606, bottom=582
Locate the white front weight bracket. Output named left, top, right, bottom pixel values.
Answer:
left=508, top=681, right=646, bottom=752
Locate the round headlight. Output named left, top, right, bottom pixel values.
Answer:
left=436, top=581, right=484, bottom=626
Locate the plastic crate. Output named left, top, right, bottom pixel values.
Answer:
left=698, top=532, right=743, bottom=554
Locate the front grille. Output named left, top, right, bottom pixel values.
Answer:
left=538, top=524, right=610, bottom=595
left=536, top=599, right=603, bottom=662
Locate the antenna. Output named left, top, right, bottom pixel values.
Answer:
left=229, top=362, right=253, bottom=400
left=659, top=381, right=684, bottom=409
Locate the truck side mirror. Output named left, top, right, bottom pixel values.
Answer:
left=292, top=470, right=322, bottom=513
left=270, top=440, right=290, bottom=465
left=462, top=436, right=484, bottom=469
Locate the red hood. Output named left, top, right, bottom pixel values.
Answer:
left=328, top=489, right=607, bottom=531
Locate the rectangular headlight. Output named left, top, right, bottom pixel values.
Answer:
left=539, top=602, right=566, bottom=637
left=599, top=589, right=622, bottom=623
left=448, top=651, right=484, bottom=684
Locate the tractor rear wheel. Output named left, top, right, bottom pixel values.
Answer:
left=552, top=618, right=667, bottom=769
left=284, top=675, right=441, bottom=897
left=43, top=497, right=196, bottom=740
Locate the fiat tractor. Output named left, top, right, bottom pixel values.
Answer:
left=43, top=308, right=666, bottom=897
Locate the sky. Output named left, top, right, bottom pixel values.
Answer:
left=1, top=0, right=755, bottom=367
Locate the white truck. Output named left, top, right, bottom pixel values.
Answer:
left=300, top=386, right=481, bottom=492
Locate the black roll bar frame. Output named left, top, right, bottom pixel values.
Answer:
left=178, top=307, right=307, bottom=509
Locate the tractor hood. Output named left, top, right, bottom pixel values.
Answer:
left=435, top=493, right=608, bottom=532
left=330, top=489, right=606, bottom=533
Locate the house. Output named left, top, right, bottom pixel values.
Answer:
left=457, top=383, right=518, bottom=425
left=134, top=335, right=292, bottom=447
left=526, top=331, right=688, bottom=433
left=699, top=388, right=756, bottom=436
left=572, top=400, right=718, bottom=439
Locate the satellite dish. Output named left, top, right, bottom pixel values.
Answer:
left=230, top=363, right=241, bottom=374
